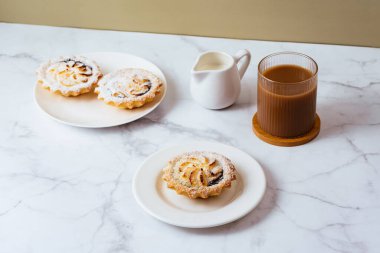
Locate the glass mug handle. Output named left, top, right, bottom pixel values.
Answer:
left=233, top=49, right=251, bottom=79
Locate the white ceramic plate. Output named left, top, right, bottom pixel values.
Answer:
left=34, top=52, right=167, bottom=128
left=133, top=141, right=266, bottom=228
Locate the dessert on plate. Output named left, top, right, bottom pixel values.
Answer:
left=162, top=151, right=237, bottom=199
left=37, top=56, right=102, bottom=96
left=95, top=68, right=163, bottom=109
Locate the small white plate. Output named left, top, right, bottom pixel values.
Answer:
left=133, top=141, right=266, bottom=228
left=34, top=52, right=167, bottom=128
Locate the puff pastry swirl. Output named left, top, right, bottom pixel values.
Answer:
left=162, top=151, right=237, bottom=199
left=37, top=56, right=102, bottom=96
left=95, top=68, right=162, bottom=109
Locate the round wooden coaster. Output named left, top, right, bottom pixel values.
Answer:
left=252, top=114, right=321, bottom=147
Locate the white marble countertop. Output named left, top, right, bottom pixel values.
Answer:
left=0, top=23, right=379, bottom=253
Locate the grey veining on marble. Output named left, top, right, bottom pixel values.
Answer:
left=0, top=23, right=379, bottom=253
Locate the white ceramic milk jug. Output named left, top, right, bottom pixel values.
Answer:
left=190, top=50, right=251, bottom=109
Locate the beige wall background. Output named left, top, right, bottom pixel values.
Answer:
left=1, top=0, right=379, bottom=47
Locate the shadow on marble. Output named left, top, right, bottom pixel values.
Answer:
left=242, top=78, right=257, bottom=105
left=317, top=97, right=374, bottom=140
left=146, top=69, right=180, bottom=120
left=175, top=164, right=277, bottom=234
left=219, top=102, right=253, bottom=112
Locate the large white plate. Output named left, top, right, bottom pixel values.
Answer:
left=133, top=141, right=267, bottom=228
left=34, top=52, right=167, bottom=128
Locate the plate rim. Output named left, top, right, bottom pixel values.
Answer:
left=34, top=51, right=167, bottom=128
left=132, top=141, right=267, bottom=228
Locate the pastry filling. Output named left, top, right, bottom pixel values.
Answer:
left=176, top=156, right=224, bottom=188
left=208, top=170, right=224, bottom=186
left=47, top=58, right=93, bottom=87
left=130, top=78, right=152, bottom=96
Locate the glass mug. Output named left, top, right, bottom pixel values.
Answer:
left=256, top=52, right=318, bottom=138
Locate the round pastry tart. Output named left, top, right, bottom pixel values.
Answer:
left=95, top=68, right=163, bottom=109
left=37, top=56, right=102, bottom=96
left=162, top=151, right=237, bottom=199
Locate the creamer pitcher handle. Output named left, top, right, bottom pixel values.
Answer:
left=233, top=49, right=251, bottom=79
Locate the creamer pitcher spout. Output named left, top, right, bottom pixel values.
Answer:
left=191, top=69, right=209, bottom=84
left=191, top=55, right=210, bottom=83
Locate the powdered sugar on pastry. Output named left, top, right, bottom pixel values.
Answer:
left=162, top=151, right=237, bottom=199
left=95, top=68, right=162, bottom=109
left=37, top=56, right=102, bottom=96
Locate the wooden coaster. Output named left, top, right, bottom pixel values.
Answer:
left=252, top=114, right=321, bottom=147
